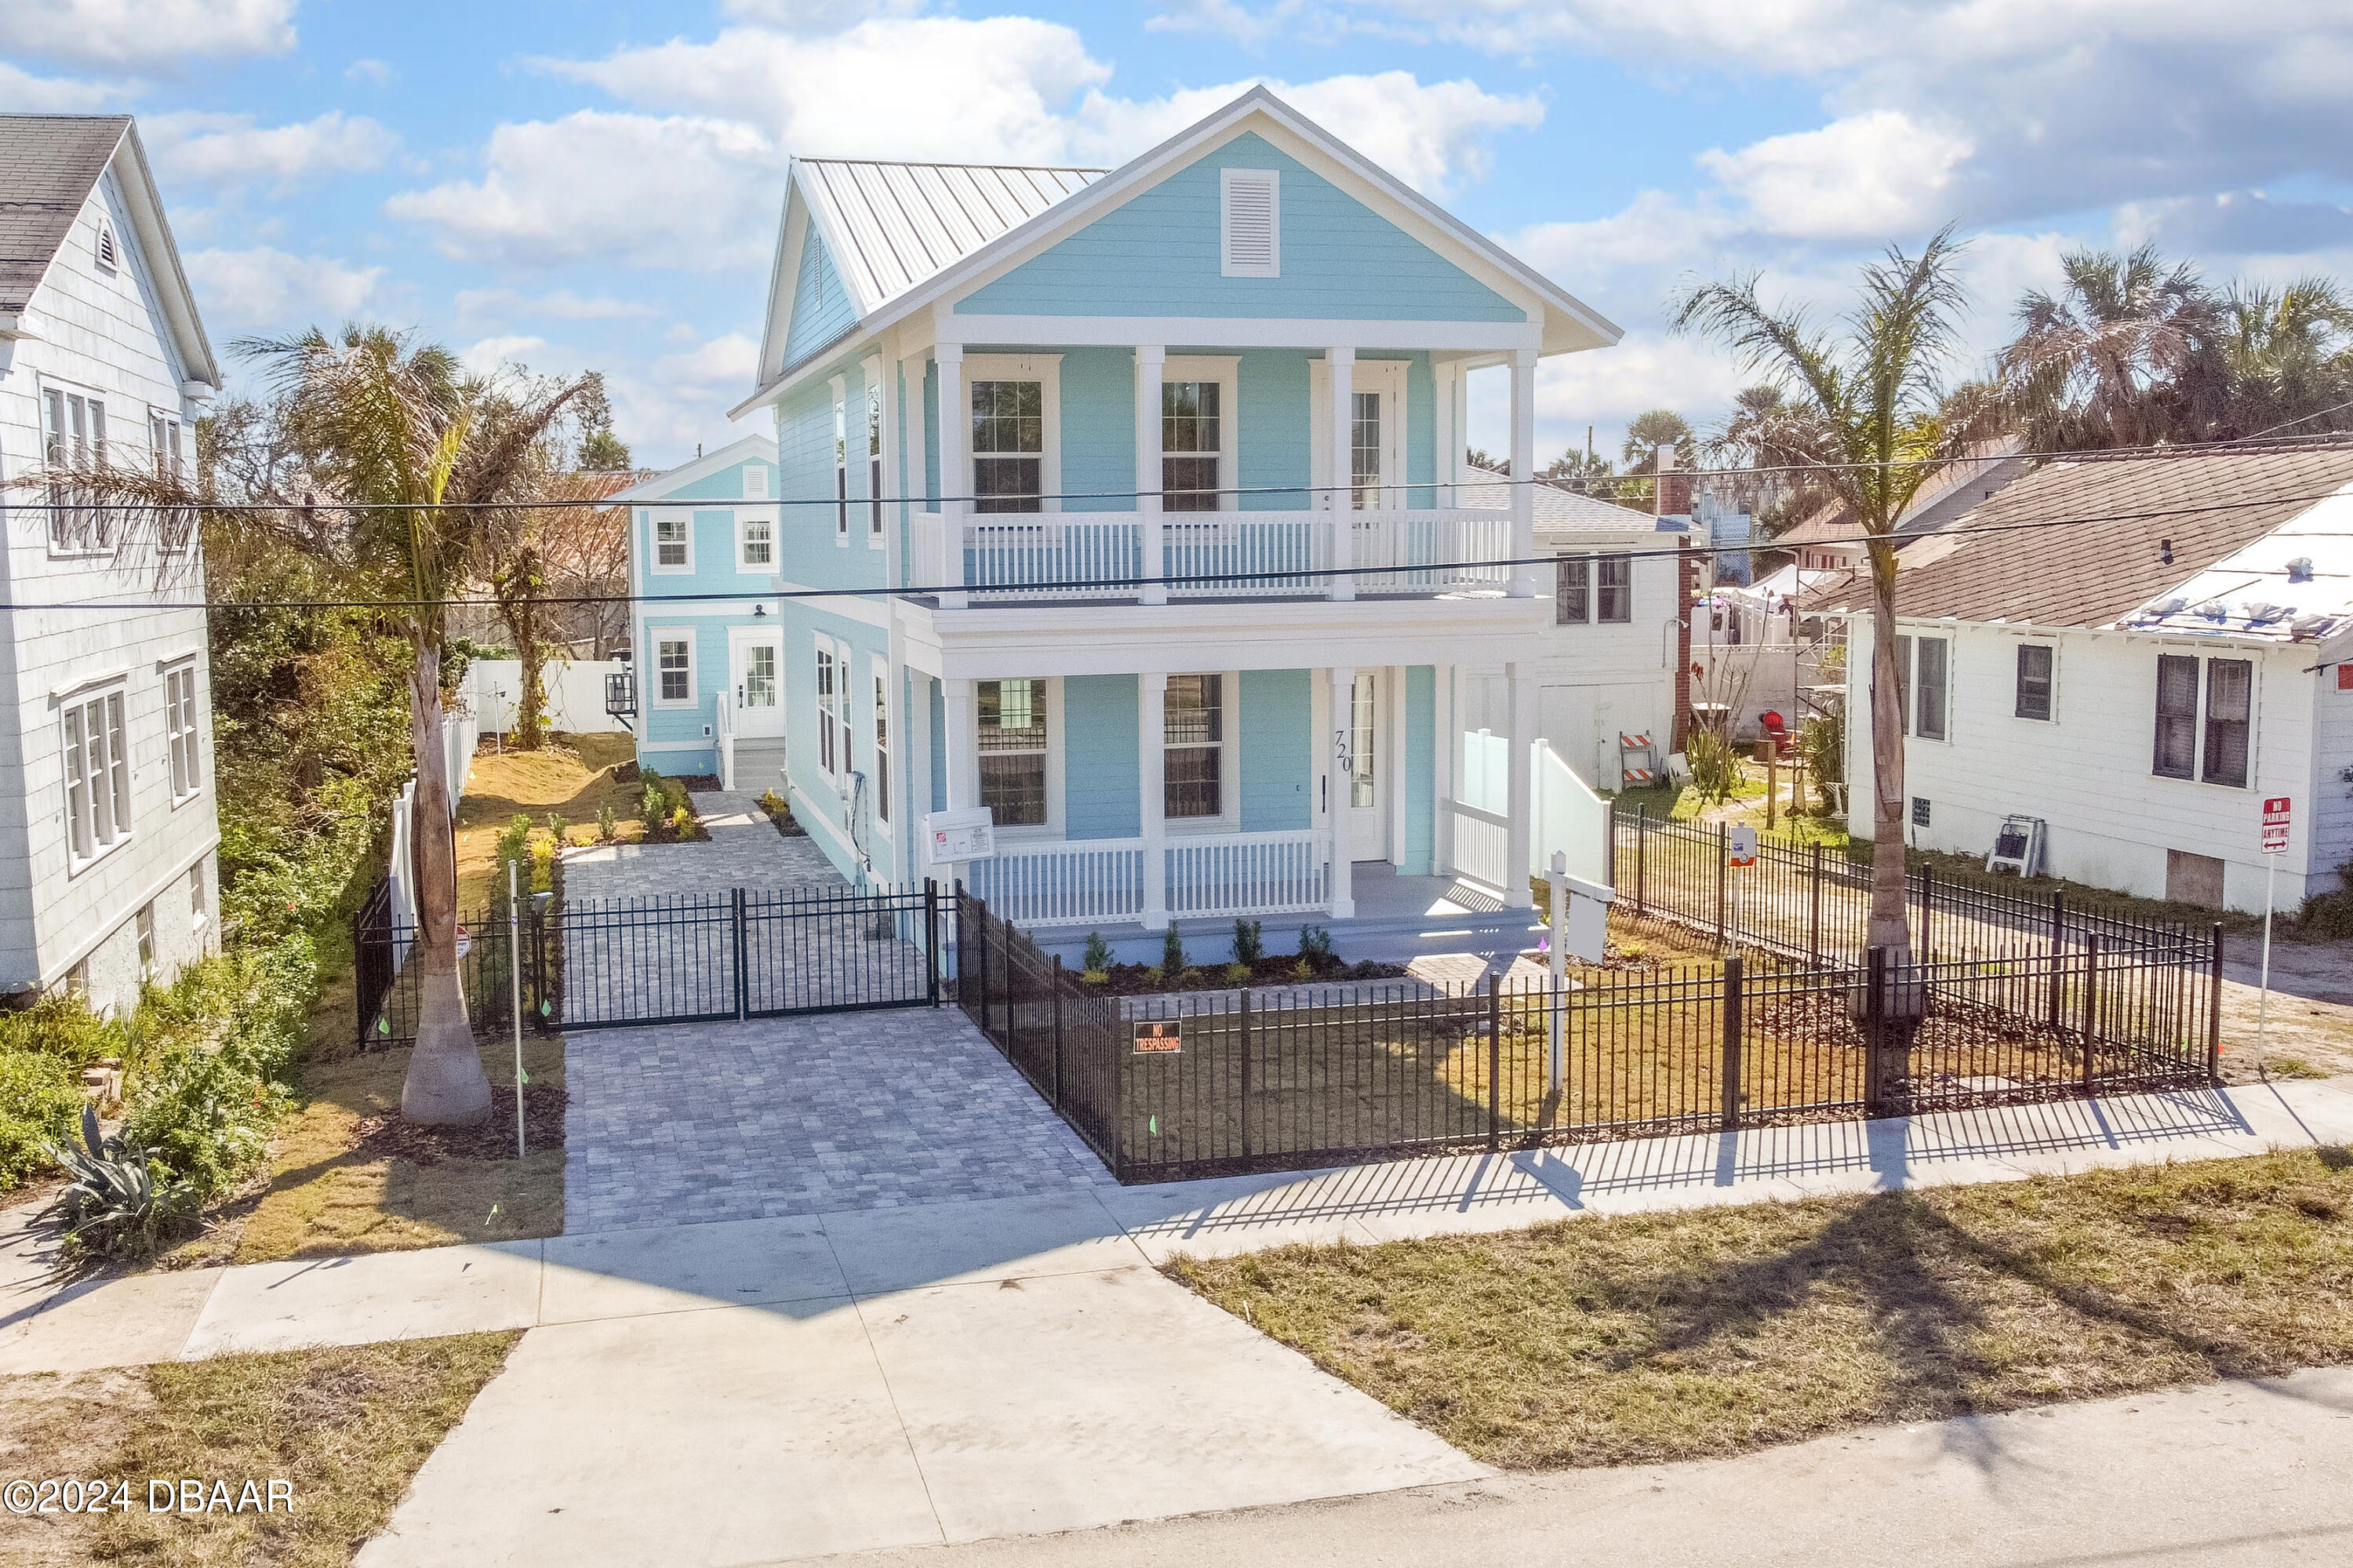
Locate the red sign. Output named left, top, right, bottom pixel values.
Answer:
left=2263, top=796, right=2292, bottom=855
left=1133, top=1020, right=1182, bottom=1054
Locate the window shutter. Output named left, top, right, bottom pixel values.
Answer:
left=1220, top=169, right=1279, bottom=278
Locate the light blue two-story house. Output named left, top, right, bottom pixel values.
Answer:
left=700, top=87, right=1620, bottom=957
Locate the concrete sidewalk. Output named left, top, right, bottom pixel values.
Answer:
left=3, top=1076, right=2351, bottom=1566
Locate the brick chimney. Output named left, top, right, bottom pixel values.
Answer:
left=1655, top=442, right=1693, bottom=518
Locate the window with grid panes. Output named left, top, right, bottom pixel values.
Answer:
left=657, top=638, right=691, bottom=703
left=1913, top=635, right=1949, bottom=741
left=62, top=689, right=131, bottom=863
left=1555, top=555, right=1590, bottom=623
left=835, top=393, right=849, bottom=538
left=971, top=382, right=1043, bottom=513
left=1163, top=675, right=1224, bottom=818
left=2015, top=644, right=2053, bottom=720
left=1162, top=383, right=1221, bottom=511
left=1350, top=676, right=1376, bottom=806
left=42, top=387, right=107, bottom=550
left=1350, top=391, right=1380, bottom=509
left=868, top=383, right=885, bottom=537
left=977, top=678, right=1047, bottom=825
left=654, top=513, right=689, bottom=568
left=816, top=647, right=839, bottom=774
left=2153, top=654, right=2199, bottom=778
left=873, top=672, right=889, bottom=822
left=1596, top=555, right=1632, bottom=622
left=2202, top=658, right=2252, bottom=787
left=165, top=665, right=199, bottom=799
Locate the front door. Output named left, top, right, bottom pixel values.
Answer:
left=731, top=631, right=784, bottom=739
left=1344, top=670, right=1387, bottom=860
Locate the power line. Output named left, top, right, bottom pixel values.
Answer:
left=7, top=485, right=2347, bottom=615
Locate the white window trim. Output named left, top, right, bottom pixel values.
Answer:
left=1160, top=355, right=1241, bottom=515
left=863, top=355, right=888, bottom=550
left=1162, top=669, right=1242, bottom=835
left=869, top=654, right=893, bottom=836
left=163, top=660, right=202, bottom=806
left=964, top=354, right=1064, bottom=516
left=815, top=636, right=853, bottom=788
left=1219, top=167, right=1280, bottom=278
left=831, top=373, right=851, bottom=547
left=1894, top=628, right=1955, bottom=745
left=1307, top=357, right=1409, bottom=511
left=736, top=508, right=776, bottom=573
left=2151, top=649, right=2261, bottom=791
left=649, top=508, right=694, bottom=575
left=649, top=628, right=698, bottom=710
left=971, top=675, right=1065, bottom=840
left=38, top=375, right=114, bottom=558
left=191, top=857, right=209, bottom=931
left=2012, top=638, right=2059, bottom=723
left=60, top=681, right=134, bottom=874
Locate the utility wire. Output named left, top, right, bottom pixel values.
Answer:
left=8, top=486, right=2348, bottom=615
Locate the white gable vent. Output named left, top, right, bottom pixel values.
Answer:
left=95, top=218, right=118, bottom=271
left=744, top=464, right=768, bottom=499
left=1220, top=168, right=1279, bottom=278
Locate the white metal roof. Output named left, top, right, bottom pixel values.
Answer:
left=797, top=158, right=1105, bottom=318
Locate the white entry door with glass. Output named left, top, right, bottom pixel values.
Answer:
left=731, top=630, right=784, bottom=738
left=1342, top=670, right=1387, bottom=861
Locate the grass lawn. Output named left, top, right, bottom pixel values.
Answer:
left=0, top=1333, right=515, bottom=1567
left=454, top=733, right=644, bottom=909
left=1169, top=1148, right=2353, bottom=1470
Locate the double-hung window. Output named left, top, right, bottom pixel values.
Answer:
left=1892, top=633, right=1950, bottom=740
left=42, top=386, right=107, bottom=551
left=136, top=904, right=156, bottom=981
left=1163, top=383, right=1222, bottom=511
left=1555, top=556, right=1590, bottom=624
left=834, top=387, right=850, bottom=540
left=2015, top=644, right=2054, bottom=720
left=2151, top=653, right=2252, bottom=786
left=977, top=678, right=1047, bottom=825
left=1164, top=675, right=1224, bottom=819
left=867, top=383, right=885, bottom=540
left=653, top=511, right=689, bottom=570
left=655, top=636, right=693, bottom=705
left=972, top=381, right=1045, bottom=513
left=151, top=411, right=191, bottom=551
left=1596, top=556, right=1631, bottom=622
left=1350, top=391, right=1381, bottom=510
left=816, top=646, right=842, bottom=777
left=164, top=664, right=200, bottom=801
left=740, top=514, right=773, bottom=569
left=62, top=688, right=132, bottom=864
left=872, top=671, right=889, bottom=824
left=1555, top=555, right=1631, bottom=624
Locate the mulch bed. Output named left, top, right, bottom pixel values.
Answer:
left=1078, top=953, right=1407, bottom=996
left=346, top=1084, right=567, bottom=1165
left=675, top=775, right=724, bottom=792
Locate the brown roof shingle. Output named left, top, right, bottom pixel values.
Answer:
left=1798, top=439, right=2353, bottom=628
left=0, top=114, right=129, bottom=315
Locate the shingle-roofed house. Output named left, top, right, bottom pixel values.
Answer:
left=1, top=113, right=223, bottom=1010
left=1804, top=440, right=2353, bottom=912
left=638, top=87, right=1630, bottom=961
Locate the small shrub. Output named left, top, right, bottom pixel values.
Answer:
left=530, top=835, right=556, bottom=893
left=2300, top=862, right=2353, bottom=939
left=1082, top=932, right=1112, bottom=972
left=1298, top=924, right=1333, bottom=962
left=1162, top=928, right=1187, bottom=977
left=1231, top=919, right=1263, bottom=965
left=0, top=1051, right=86, bottom=1191
left=758, top=788, right=788, bottom=818
left=1222, top=962, right=1252, bottom=985
left=47, top=1105, right=197, bottom=1259
left=1080, top=968, right=1109, bottom=986
left=1291, top=958, right=1315, bottom=980
left=1141, top=965, right=1165, bottom=987
left=595, top=805, right=617, bottom=842
left=670, top=804, right=694, bottom=839
left=121, top=1047, right=282, bottom=1200
left=545, top=811, right=569, bottom=843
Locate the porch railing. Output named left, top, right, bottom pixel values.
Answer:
left=962, top=828, right=1334, bottom=926
left=945, top=508, right=1508, bottom=602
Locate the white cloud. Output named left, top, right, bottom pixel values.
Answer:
left=383, top=111, right=780, bottom=269
left=181, top=246, right=382, bottom=332
left=0, top=60, right=125, bottom=111
left=459, top=334, right=550, bottom=376
left=719, top=0, right=923, bottom=28
left=144, top=111, right=398, bottom=193
left=454, top=288, right=662, bottom=323
left=656, top=332, right=760, bottom=398
left=0, top=0, right=294, bottom=70
left=1468, top=332, right=1749, bottom=464
left=1697, top=112, right=1973, bottom=242
left=1145, top=0, right=1302, bottom=46
left=344, top=57, right=394, bottom=85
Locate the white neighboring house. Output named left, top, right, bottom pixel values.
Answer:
left=1456, top=466, right=1684, bottom=788
left=1811, top=441, right=2353, bottom=915
left=0, top=115, right=224, bottom=1011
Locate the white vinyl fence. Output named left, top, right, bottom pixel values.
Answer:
left=1453, top=731, right=1613, bottom=893
left=462, top=658, right=628, bottom=737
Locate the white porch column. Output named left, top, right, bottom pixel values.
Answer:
left=942, top=676, right=978, bottom=811
left=1135, top=346, right=1166, bottom=606
left=1432, top=661, right=1455, bottom=877
left=1140, top=671, right=1168, bottom=930
left=1509, top=346, right=1538, bottom=598
left=1504, top=659, right=1536, bottom=910
left=1326, top=347, right=1355, bottom=602
left=1328, top=664, right=1356, bottom=918
left=936, top=345, right=968, bottom=609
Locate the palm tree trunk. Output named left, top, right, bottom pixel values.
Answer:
left=1864, top=540, right=1922, bottom=1092
left=402, top=639, right=493, bottom=1126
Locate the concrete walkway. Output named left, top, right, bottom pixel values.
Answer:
left=3, top=1076, right=2351, bottom=1565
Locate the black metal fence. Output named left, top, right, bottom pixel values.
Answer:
left=955, top=888, right=2224, bottom=1184
left=1612, top=808, right=2206, bottom=966
left=356, top=878, right=944, bottom=1046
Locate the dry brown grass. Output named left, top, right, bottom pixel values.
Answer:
left=1169, top=1148, right=2353, bottom=1470
left=0, top=1334, right=515, bottom=1567
left=454, top=733, right=642, bottom=908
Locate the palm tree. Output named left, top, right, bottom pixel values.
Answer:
left=1674, top=227, right=1992, bottom=1028
left=1998, top=244, right=2224, bottom=449
left=246, top=326, right=601, bottom=1125
left=1620, top=408, right=1696, bottom=470
left=2219, top=277, right=2353, bottom=439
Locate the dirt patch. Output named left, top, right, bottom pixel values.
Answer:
left=347, top=1082, right=567, bottom=1165
left=1077, top=953, right=1408, bottom=997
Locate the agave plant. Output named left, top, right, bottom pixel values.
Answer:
left=45, top=1105, right=196, bottom=1258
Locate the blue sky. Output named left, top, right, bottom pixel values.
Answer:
left=8, top=0, right=2352, bottom=468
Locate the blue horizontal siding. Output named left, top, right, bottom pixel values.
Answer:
left=955, top=133, right=1526, bottom=323
left=784, top=232, right=856, bottom=366
left=1238, top=669, right=1311, bottom=831
left=1064, top=675, right=1141, bottom=839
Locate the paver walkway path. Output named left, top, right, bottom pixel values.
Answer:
left=562, top=788, right=841, bottom=900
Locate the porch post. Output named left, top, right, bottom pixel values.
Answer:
left=1140, top=671, right=1169, bottom=931
left=1135, top=346, right=1166, bottom=606
left=1504, top=659, right=1536, bottom=910
left=1432, top=661, right=1455, bottom=877
left=1329, top=664, right=1356, bottom=918
left=942, top=676, right=978, bottom=811
left=1509, top=346, right=1538, bottom=598
left=1327, top=347, right=1355, bottom=602
left=936, top=345, right=968, bottom=609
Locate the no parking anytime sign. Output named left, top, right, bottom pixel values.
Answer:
left=2263, top=797, right=2291, bottom=855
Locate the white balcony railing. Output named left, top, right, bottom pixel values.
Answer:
left=940, top=508, right=1508, bottom=603
left=962, top=829, right=1333, bottom=926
